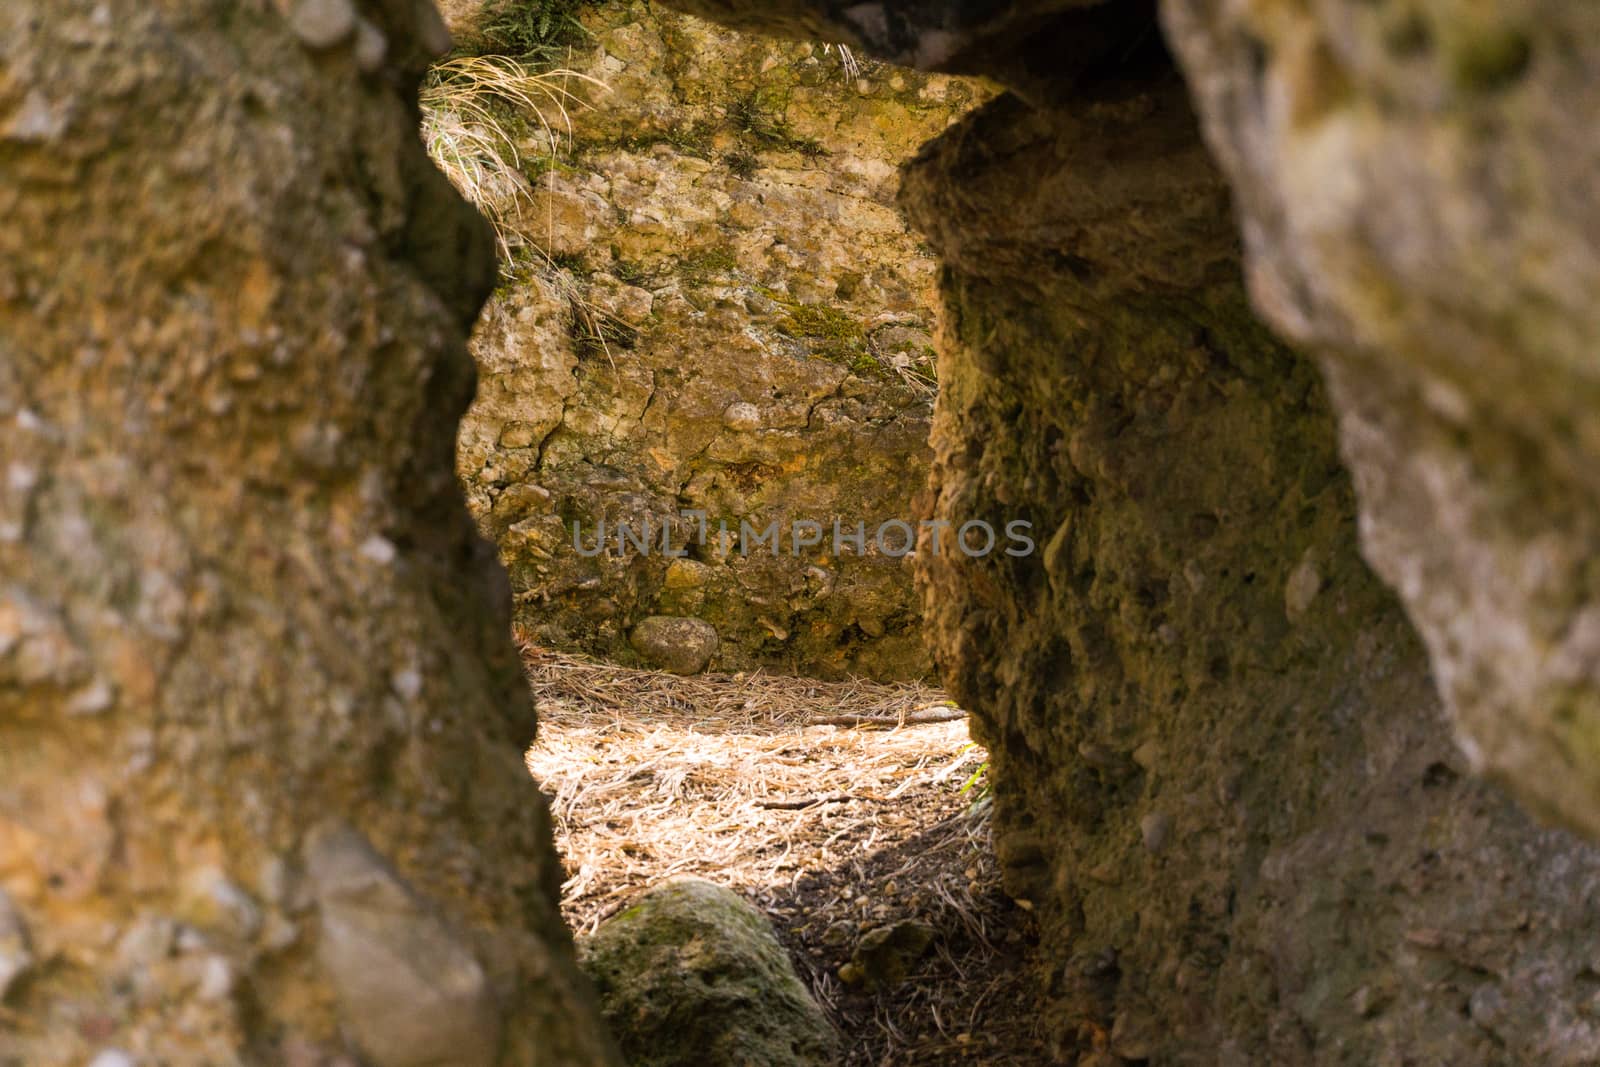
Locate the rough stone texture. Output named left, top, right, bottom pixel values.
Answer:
left=1158, top=0, right=1600, bottom=837
left=578, top=879, right=839, bottom=1067
left=306, top=822, right=502, bottom=1067
left=452, top=1, right=988, bottom=680
left=0, top=2, right=615, bottom=1063
left=905, top=59, right=1600, bottom=1066
left=628, top=615, right=719, bottom=675
left=642, top=0, right=1600, bottom=1059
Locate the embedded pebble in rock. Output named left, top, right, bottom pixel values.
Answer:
left=721, top=402, right=761, bottom=432
left=182, top=867, right=263, bottom=941
left=352, top=19, right=388, bottom=73
left=1284, top=557, right=1323, bottom=623
left=305, top=822, right=502, bottom=1067
left=87, top=1053, right=135, bottom=1067
left=287, top=0, right=357, bottom=50
left=662, top=559, right=710, bottom=591
left=1139, top=812, right=1171, bottom=854
left=629, top=615, right=718, bottom=675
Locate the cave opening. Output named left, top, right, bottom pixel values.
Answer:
left=11, top=0, right=1600, bottom=1065
left=433, top=2, right=1047, bottom=1061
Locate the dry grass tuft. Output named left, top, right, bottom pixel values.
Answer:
left=420, top=55, right=602, bottom=263
left=520, top=645, right=1047, bottom=1064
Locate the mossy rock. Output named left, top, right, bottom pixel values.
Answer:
left=579, top=880, right=839, bottom=1067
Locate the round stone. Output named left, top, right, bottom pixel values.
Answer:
left=630, top=616, right=719, bottom=675
left=722, top=402, right=761, bottom=432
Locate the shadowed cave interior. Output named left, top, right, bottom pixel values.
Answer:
left=6, top=0, right=1600, bottom=1065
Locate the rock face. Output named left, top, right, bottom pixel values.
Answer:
left=906, top=73, right=1600, bottom=1063
left=306, top=822, right=503, bottom=1067
left=0, top=2, right=614, bottom=1064
left=1159, top=0, right=1600, bottom=837
left=579, top=879, right=839, bottom=1067
left=452, top=0, right=987, bottom=680
left=675, top=0, right=1600, bottom=865
left=656, top=0, right=1600, bottom=1061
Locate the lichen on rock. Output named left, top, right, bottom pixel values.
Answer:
left=449, top=0, right=989, bottom=681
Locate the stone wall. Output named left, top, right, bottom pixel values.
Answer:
left=451, top=1, right=987, bottom=679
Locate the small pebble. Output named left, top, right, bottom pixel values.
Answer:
left=287, top=0, right=357, bottom=50
left=1140, top=812, right=1171, bottom=854
left=722, top=402, right=761, bottom=432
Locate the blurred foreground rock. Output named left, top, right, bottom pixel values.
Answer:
left=0, top=2, right=616, bottom=1063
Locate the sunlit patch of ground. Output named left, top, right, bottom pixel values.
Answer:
left=521, top=646, right=1049, bottom=1064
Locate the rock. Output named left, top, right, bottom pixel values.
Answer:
left=721, top=402, right=761, bottom=432
left=453, top=2, right=978, bottom=683
left=1284, top=557, right=1322, bottom=623
left=579, top=879, right=838, bottom=1067
left=847, top=919, right=934, bottom=991
left=287, top=0, right=357, bottom=50
left=305, top=822, right=503, bottom=1067
left=629, top=615, right=718, bottom=675
left=352, top=19, right=388, bottom=73
left=0, top=1, right=618, bottom=1062
left=1160, top=0, right=1600, bottom=837
left=1139, top=813, right=1171, bottom=855
left=0, top=890, right=33, bottom=1002
left=820, top=919, right=856, bottom=948
left=893, top=34, right=1600, bottom=1064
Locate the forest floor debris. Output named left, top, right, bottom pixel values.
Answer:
left=520, top=645, right=1050, bottom=1065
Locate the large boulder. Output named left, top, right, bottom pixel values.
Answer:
left=903, top=74, right=1600, bottom=1061
left=579, top=879, right=839, bottom=1067
left=1159, top=0, right=1600, bottom=837
left=0, top=1, right=616, bottom=1063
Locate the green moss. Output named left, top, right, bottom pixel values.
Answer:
left=777, top=302, right=892, bottom=370
left=727, top=91, right=828, bottom=158
left=584, top=119, right=719, bottom=160
left=610, top=258, right=651, bottom=286
left=723, top=150, right=760, bottom=180
left=478, top=0, right=596, bottom=61
left=676, top=246, right=739, bottom=284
